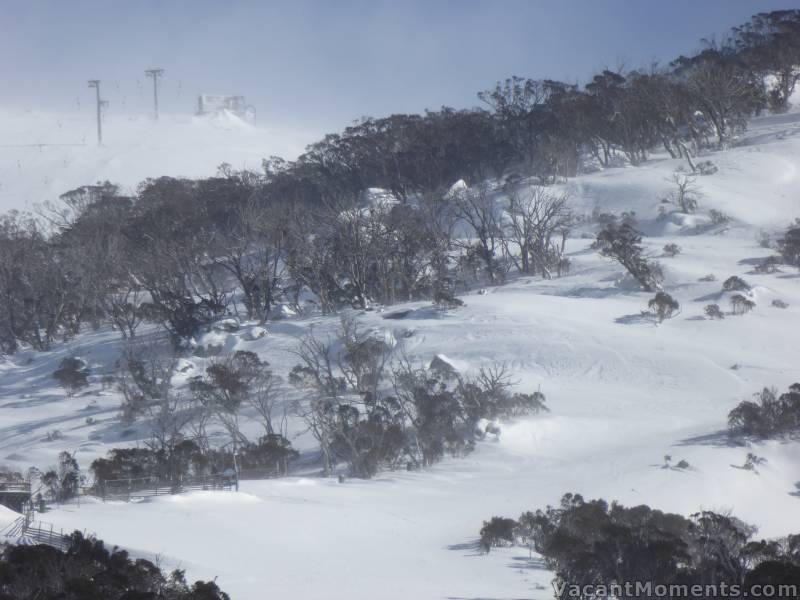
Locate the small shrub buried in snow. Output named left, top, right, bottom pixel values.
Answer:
left=212, top=318, right=240, bottom=332
left=695, top=160, right=718, bottom=175
left=662, top=455, right=690, bottom=469
left=704, top=304, right=725, bottom=320
left=666, top=172, right=701, bottom=213
left=698, top=273, right=717, bottom=282
left=722, top=275, right=750, bottom=292
left=756, top=230, right=772, bottom=249
left=708, top=209, right=731, bottom=225
left=45, top=430, right=64, bottom=442
left=193, top=342, right=224, bottom=357
left=754, top=256, right=781, bottom=274
left=433, top=288, right=465, bottom=309
left=771, top=299, right=789, bottom=309
left=647, top=292, right=680, bottom=323
left=740, top=453, right=766, bottom=471
left=730, top=294, right=755, bottom=315
left=100, top=374, right=115, bottom=390
left=663, top=243, right=681, bottom=257
left=53, top=357, right=90, bottom=396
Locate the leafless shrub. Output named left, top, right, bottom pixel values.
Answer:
left=709, top=209, right=731, bottom=225
left=666, top=173, right=702, bottom=213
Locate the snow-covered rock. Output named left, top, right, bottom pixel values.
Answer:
left=429, top=354, right=459, bottom=376
left=245, top=326, right=268, bottom=341
left=212, top=318, right=240, bottom=333
left=268, top=303, right=297, bottom=320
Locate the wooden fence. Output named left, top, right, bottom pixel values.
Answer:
left=18, top=519, right=72, bottom=551
left=93, top=474, right=234, bottom=501
left=0, top=514, right=71, bottom=552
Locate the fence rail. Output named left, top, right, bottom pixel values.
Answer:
left=1, top=515, right=71, bottom=552
left=21, top=520, right=71, bottom=551
left=93, top=474, right=234, bottom=501
left=0, top=482, right=31, bottom=493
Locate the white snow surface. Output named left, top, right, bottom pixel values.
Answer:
left=0, top=108, right=315, bottom=213
left=1, top=111, right=800, bottom=599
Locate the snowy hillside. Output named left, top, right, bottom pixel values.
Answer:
left=0, top=108, right=314, bottom=213
left=0, top=111, right=799, bottom=599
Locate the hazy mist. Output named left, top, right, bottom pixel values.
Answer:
left=2, top=0, right=796, bottom=136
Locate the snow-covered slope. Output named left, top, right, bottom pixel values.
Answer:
left=1, top=111, right=799, bottom=599
left=0, top=108, right=315, bottom=213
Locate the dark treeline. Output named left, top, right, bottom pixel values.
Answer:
left=480, top=493, right=800, bottom=598
left=1, top=11, right=800, bottom=352
left=0, top=531, right=230, bottom=600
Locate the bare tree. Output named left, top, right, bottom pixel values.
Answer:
left=145, top=390, right=195, bottom=480
left=452, top=184, right=504, bottom=284
left=679, top=54, right=763, bottom=149
left=290, top=318, right=399, bottom=478
left=188, top=350, right=268, bottom=447
left=213, top=196, right=287, bottom=321
left=246, top=367, right=283, bottom=435
left=338, top=313, right=393, bottom=400
left=289, top=330, right=344, bottom=475
left=504, top=186, right=571, bottom=277
left=118, top=339, right=177, bottom=423
left=666, top=172, right=702, bottom=213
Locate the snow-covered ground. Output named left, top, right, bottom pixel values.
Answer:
left=0, top=107, right=315, bottom=213
left=1, top=110, right=799, bottom=599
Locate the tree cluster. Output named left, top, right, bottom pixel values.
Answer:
left=728, top=384, right=800, bottom=438
left=291, top=317, right=548, bottom=478
left=89, top=435, right=297, bottom=485
left=0, top=531, right=229, bottom=600
left=480, top=493, right=800, bottom=596
left=112, top=343, right=297, bottom=484
left=40, top=451, right=80, bottom=502
left=2, top=11, right=798, bottom=352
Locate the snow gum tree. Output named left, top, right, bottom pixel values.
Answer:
left=595, top=223, right=663, bottom=291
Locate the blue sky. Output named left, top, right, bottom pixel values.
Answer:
left=2, top=0, right=798, bottom=132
